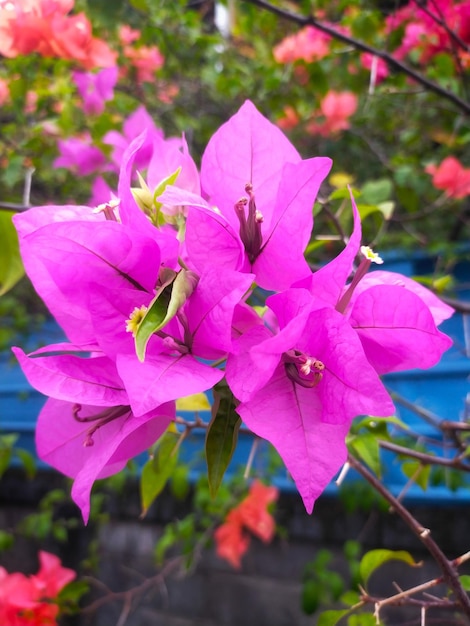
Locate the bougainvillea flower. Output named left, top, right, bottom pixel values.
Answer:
left=385, top=0, right=470, bottom=65
left=146, top=132, right=200, bottom=199
left=300, top=192, right=454, bottom=374
left=73, top=66, right=118, bottom=115
left=425, top=156, right=470, bottom=199
left=13, top=219, right=162, bottom=346
left=236, top=480, right=278, bottom=542
left=276, top=105, right=301, bottom=130
left=360, top=53, right=389, bottom=83
left=123, top=44, right=165, bottom=83
left=228, top=289, right=394, bottom=413
left=12, top=345, right=175, bottom=522
left=214, top=480, right=278, bottom=568
left=226, top=289, right=395, bottom=513
left=48, top=11, right=117, bottom=69
left=109, top=268, right=253, bottom=414
left=119, top=24, right=141, bottom=45
left=159, top=101, right=332, bottom=290
left=37, top=396, right=174, bottom=523
left=13, top=202, right=105, bottom=239
left=273, top=26, right=331, bottom=63
left=116, top=352, right=224, bottom=418
left=32, top=550, right=76, bottom=598
left=104, top=105, right=163, bottom=173
left=0, top=551, right=75, bottom=625
left=89, top=175, right=114, bottom=206
left=54, top=134, right=108, bottom=176
left=214, top=509, right=250, bottom=569
left=0, top=1, right=116, bottom=68
left=307, top=91, right=358, bottom=136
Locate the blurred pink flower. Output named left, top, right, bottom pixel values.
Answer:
left=103, top=105, right=164, bottom=172
left=307, top=91, right=358, bottom=136
left=276, top=105, right=300, bottom=130
left=385, top=0, right=470, bottom=65
left=273, top=25, right=330, bottom=63
left=73, top=66, right=118, bottom=115
left=360, top=53, right=389, bottom=83
left=0, top=0, right=117, bottom=68
left=0, top=551, right=75, bottom=626
left=54, top=134, right=108, bottom=176
left=124, top=44, right=164, bottom=83
left=24, top=89, right=38, bottom=113
left=425, top=156, right=470, bottom=198
left=118, top=24, right=140, bottom=45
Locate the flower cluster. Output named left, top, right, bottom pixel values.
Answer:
left=0, top=551, right=76, bottom=625
left=13, top=101, right=453, bottom=522
left=0, top=0, right=116, bottom=68
left=385, top=0, right=470, bottom=67
left=214, top=481, right=278, bottom=569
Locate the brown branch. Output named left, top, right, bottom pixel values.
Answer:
left=379, top=439, right=470, bottom=472
left=81, top=556, right=184, bottom=616
left=241, top=0, right=470, bottom=115
left=348, top=452, right=470, bottom=621
left=440, top=295, right=470, bottom=314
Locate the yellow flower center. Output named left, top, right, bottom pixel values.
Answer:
left=125, top=305, right=148, bottom=337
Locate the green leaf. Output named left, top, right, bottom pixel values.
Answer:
left=135, top=269, right=198, bottom=361
left=140, top=424, right=180, bottom=517
left=356, top=202, right=394, bottom=223
left=0, top=434, right=18, bottom=479
left=359, top=549, right=418, bottom=588
left=170, top=464, right=190, bottom=501
left=0, top=211, right=24, bottom=295
left=459, top=575, right=470, bottom=591
left=205, top=381, right=241, bottom=497
left=354, top=416, right=409, bottom=433
left=395, top=185, right=419, bottom=213
left=135, top=287, right=172, bottom=361
left=349, top=433, right=381, bottom=477
left=340, top=591, right=360, bottom=606
left=329, top=187, right=359, bottom=201
left=360, top=179, right=393, bottom=205
left=15, top=448, right=37, bottom=479
left=401, top=460, right=431, bottom=491
left=317, top=609, right=351, bottom=626
left=0, top=530, right=14, bottom=551
left=376, top=201, right=394, bottom=220
left=129, top=0, right=147, bottom=13
left=155, top=525, right=177, bottom=565
left=302, top=579, right=321, bottom=615
left=57, top=580, right=90, bottom=608
left=152, top=167, right=181, bottom=225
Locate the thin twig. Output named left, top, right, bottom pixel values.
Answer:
left=242, top=0, right=470, bottom=115
left=378, top=440, right=470, bottom=472
left=348, top=453, right=470, bottom=621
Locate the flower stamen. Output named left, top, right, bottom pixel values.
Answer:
left=283, top=350, right=325, bottom=388
left=73, top=404, right=131, bottom=447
